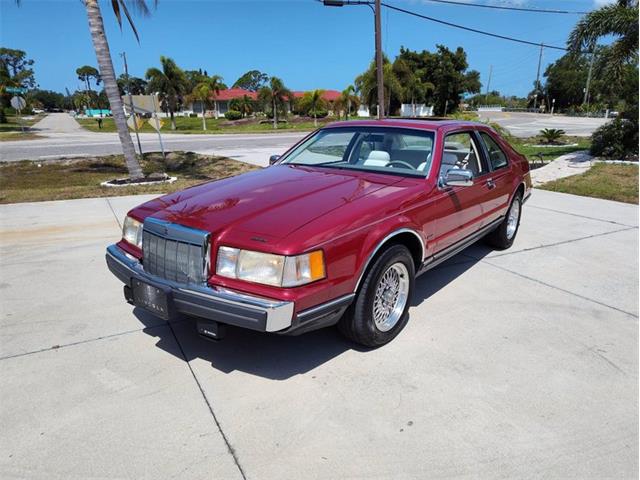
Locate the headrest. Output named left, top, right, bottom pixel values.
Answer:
left=364, top=150, right=390, bottom=167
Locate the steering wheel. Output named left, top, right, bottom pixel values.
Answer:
left=386, top=160, right=415, bottom=170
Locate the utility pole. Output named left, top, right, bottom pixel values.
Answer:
left=533, top=43, right=544, bottom=110
left=583, top=46, right=596, bottom=105
left=120, top=52, right=143, bottom=156
left=485, top=65, right=493, bottom=97
left=323, top=0, right=384, bottom=118
left=374, top=0, right=384, bottom=118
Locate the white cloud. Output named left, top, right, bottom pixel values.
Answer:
left=594, top=0, right=616, bottom=6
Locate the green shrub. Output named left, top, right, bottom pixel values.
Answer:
left=590, top=118, right=639, bottom=159
left=309, top=109, right=328, bottom=119
left=224, top=110, right=242, bottom=120
left=189, top=113, right=198, bottom=118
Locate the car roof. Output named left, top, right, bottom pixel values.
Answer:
left=323, top=118, right=482, bottom=131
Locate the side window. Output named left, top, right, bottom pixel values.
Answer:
left=441, top=132, right=485, bottom=178
left=480, top=132, right=508, bottom=170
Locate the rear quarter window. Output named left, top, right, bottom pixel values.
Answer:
left=480, top=132, right=509, bottom=170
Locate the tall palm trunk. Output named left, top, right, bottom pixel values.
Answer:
left=169, top=110, right=176, bottom=130
left=201, top=105, right=207, bottom=131
left=272, top=98, right=277, bottom=129
left=84, top=0, right=142, bottom=179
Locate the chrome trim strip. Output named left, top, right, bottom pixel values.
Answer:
left=297, top=293, right=355, bottom=320
left=353, top=228, right=425, bottom=293
left=107, top=244, right=294, bottom=332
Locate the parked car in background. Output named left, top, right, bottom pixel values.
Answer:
left=106, top=119, right=531, bottom=347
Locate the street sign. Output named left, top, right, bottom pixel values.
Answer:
left=122, top=94, right=160, bottom=114
left=10, top=96, right=26, bottom=110
left=6, top=87, right=27, bottom=94
left=127, top=115, right=144, bottom=131
left=148, top=117, right=164, bottom=131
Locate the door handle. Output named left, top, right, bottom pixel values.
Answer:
left=486, top=179, right=496, bottom=189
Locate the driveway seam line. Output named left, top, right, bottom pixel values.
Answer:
left=105, top=197, right=122, bottom=229
left=484, top=226, right=637, bottom=259
left=165, top=321, right=248, bottom=480
left=528, top=204, right=637, bottom=228
left=0, top=320, right=185, bottom=361
left=465, top=254, right=639, bottom=318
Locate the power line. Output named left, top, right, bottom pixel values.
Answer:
left=381, top=2, right=571, bottom=51
left=422, top=0, right=588, bottom=15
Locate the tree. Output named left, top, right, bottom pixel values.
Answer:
left=188, top=75, right=223, bottom=130
left=229, top=94, right=254, bottom=118
left=233, top=70, right=268, bottom=92
left=117, top=74, right=147, bottom=95
left=337, top=85, right=359, bottom=120
left=393, top=58, right=433, bottom=116
left=395, top=45, right=480, bottom=115
left=145, top=56, right=189, bottom=130
left=355, top=55, right=402, bottom=115
left=30, top=89, right=66, bottom=110
left=0, top=48, right=36, bottom=89
left=76, top=65, right=101, bottom=93
left=257, top=77, right=291, bottom=129
left=568, top=0, right=638, bottom=84
left=298, top=90, right=326, bottom=126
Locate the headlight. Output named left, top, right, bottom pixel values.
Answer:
left=216, top=246, right=325, bottom=287
left=122, top=216, right=143, bottom=248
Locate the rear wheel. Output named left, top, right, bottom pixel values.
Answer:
left=338, top=245, right=415, bottom=347
left=485, top=192, right=522, bottom=250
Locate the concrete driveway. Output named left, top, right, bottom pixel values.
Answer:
left=0, top=190, right=637, bottom=479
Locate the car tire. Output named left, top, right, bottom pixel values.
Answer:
left=338, top=244, right=415, bottom=347
left=485, top=192, right=522, bottom=250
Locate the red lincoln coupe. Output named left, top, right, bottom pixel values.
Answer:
left=106, top=119, right=531, bottom=347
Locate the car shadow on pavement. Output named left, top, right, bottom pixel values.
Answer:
left=134, top=243, right=491, bottom=380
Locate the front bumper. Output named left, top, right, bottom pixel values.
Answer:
left=105, top=244, right=294, bottom=332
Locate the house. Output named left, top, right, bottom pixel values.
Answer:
left=189, top=88, right=257, bottom=117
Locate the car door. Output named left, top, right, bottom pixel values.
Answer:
left=431, top=130, right=491, bottom=252
left=477, top=130, right=513, bottom=221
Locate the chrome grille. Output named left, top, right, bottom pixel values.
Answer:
left=142, top=218, right=210, bottom=284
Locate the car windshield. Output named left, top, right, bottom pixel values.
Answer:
left=281, top=127, right=435, bottom=178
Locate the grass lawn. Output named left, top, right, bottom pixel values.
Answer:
left=539, top=163, right=638, bottom=204
left=0, top=152, right=259, bottom=204
left=0, top=113, right=46, bottom=140
left=76, top=115, right=332, bottom=134
left=510, top=136, right=591, bottom=167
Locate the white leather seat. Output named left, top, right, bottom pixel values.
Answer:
left=363, top=150, right=390, bottom=167
left=439, top=152, right=459, bottom=176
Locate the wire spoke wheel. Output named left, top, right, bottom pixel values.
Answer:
left=372, top=262, right=410, bottom=332
left=506, top=198, right=521, bottom=240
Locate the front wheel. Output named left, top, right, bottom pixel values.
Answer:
left=485, top=193, right=522, bottom=250
left=338, top=245, right=415, bottom=347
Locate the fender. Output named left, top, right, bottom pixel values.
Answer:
left=353, top=226, right=425, bottom=293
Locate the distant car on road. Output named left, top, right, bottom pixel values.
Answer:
left=106, top=119, right=531, bottom=346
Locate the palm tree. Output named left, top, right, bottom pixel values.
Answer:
left=355, top=55, right=402, bottom=116
left=146, top=56, right=188, bottom=130
left=82, top=0, right=150, bottom=179
left=338, top=85, right=359, bottom=120
left=232, top=94, right=254, bottom=118
left=257, top=77, right=292, bottom=129
left=568, top=0, right=638, bottom=83
left=301, top=89, right=325, bottom=127
left=188, top=75, right=223, bottom=130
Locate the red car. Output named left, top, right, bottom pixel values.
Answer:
left=106, top=119, right=531, bottom=347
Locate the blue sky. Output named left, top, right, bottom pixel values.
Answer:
left=0, top=0, right=611, bottom=97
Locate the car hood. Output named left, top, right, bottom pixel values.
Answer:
left=140, top=165, right=404, bottom=243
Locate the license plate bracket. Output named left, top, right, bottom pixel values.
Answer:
left=131, top=279, right=172, bottom=320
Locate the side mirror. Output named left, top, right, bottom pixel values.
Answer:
left=269, top=155, right=281, bottom=166
left=442, top=168, right=473, bottom=187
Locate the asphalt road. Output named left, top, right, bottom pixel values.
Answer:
left=1, top=189, right=637, bottom=479
left=0, top=112, right=610, bottom=163
left=477, top=111, right=609, bottom=137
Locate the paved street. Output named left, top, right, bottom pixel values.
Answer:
left=0, top=113, right=307, bottom=165
left=0, top=189, right=637, bottom=479
left=477, top=111, right=609, bottom=137
left=1, top=112, right=611, bottom=163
